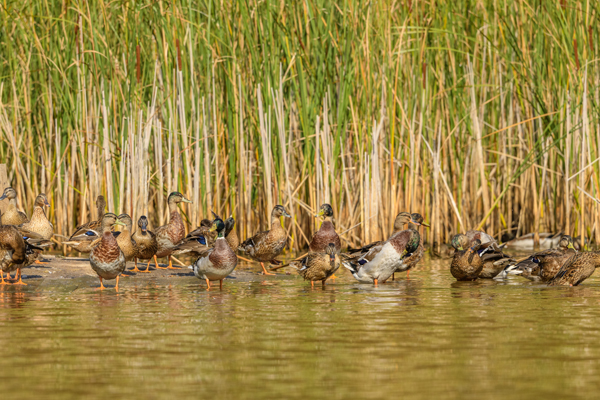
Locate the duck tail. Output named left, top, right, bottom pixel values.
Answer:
left=493, top=263, right=523, bottom=280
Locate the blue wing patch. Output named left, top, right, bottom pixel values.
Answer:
left=197, top=236, right=206, bottom=245
left=85, top=231, right=96, bottom=236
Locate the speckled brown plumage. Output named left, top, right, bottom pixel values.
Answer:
left=285, top=244, right=340, bottom=286
left=64, top=195, right=106, bottom=253
left=132, top=216, right=158, bottom=261
left=547, top=251, right=600, bottom=286
left=155, top=211, right=186, bottom=258
left=506, top=236, right=576, bottom=281
left=89, top=214, right=126, bottom=285
left=115, top=214, right=138, bottom=262
left=192, top=219, right=238, bottom=289
left=238, top=205, right=291, bottom=274
left=450, top=234, right=483, bottom=281
left=223, top=217, right=239, bottom=250
left=308, top=204, right=341, bottom=254
left=174, top=219, right=215, bottom=256
left=0, top=225, right=26, bottom=274
left=0, top=187, right=28, bottom=226
left=20, top=194, right=53, bottom=240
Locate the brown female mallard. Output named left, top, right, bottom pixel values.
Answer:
left=172, top=219, right=212, bottom=257
left=154, top=192, right=192, bottom=269
left=547, top=251, right=600, bottom=286
left=63, top=195, right=107, bottom=253
left=392, top=213, right=429, bottom=280
left=20, top=193, right=53, bottom=240
left=500, top=235, right=576, bottom=281
left=191, top=218, right=238, bottom=290
left=273, top=243, right=341, bottom=287
left=115, top=214, right=138, bottom=262
left=89, top=213, right=126, bottom=290
left=0, top=187, right=28, bottom=225
left=131, top=216, right=159, bottom=273
left=0, top=225, right=50, bottom=285
left=238, top=205, right=291, bottom=275
left=450, top=234, right=483, bottom=281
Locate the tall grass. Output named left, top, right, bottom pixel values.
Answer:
left=0, top=1, right=598, bottom=253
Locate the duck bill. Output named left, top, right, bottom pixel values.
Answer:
left=420, top=222, right=430, bottom=228
left=0, top=194, right=6, bottom=201
left=315, top=209, right=325, bottom=218
left=113, top=220, right=126, bottom=227
left=44, top=199, right=50, bottom=207
left=181, top=197, right=192, bottom=204
left=329, top=255, right=335, bottom=263
left=283, top=211, right=292, bottom=218
left=209, top=224, right=218, bottom=232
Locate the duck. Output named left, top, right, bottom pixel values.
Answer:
left=392, top=213, right=429, bottom=280
left=342, top=228, right=420, bottom=285
left=0, top=225, right=51, bottom=285
left=272, top=243, right=340, bottom=287
left=211, top=211, right=240, bottom=250
left=547, top=251, right=600, bottom=286
left=450, top=234, right=483, bottom=281
left=238, top=205, right=292, bottom=275
left=114, top=214, right=138, bottom=263
left=0, top=187, right=29, bottom=225
left=153, top=191, right=192, bottom=269
left=191, top=218, right=238, bottom=290
left=89, top=213, right=127, bottom=290
left=172, top=219, right=212, bottom=257
left=63, top=195, right=107, bottom=253
left=20, top=193, right=53, bottom=240
left=131, top=216, right=159, bottom=273
left=463, top=230, right=514, bottom=278
left=500, top=235, right=576, bottom=281
left=309, top=204, right=341, bottom=253
left=346, top=212, right=422, bottom=254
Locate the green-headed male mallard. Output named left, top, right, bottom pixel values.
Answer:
left=131, top=216, right=159, bottom=273
left=500, top=235, right=577, bottom=281
left=0, top=187, right=28, bottom=226
left=153, top=191, right=192, bottom=269
left=89, top=213, right=126, bottom=290
left=191, top=218, right=238, bottom=290
left=238, top=205, right=292, bottom=275
left=450, top=234, right=483, bottom=281
left=309, top=204, right=341, bottom=254
left=212, top=211, right=240, bottom=250
left=272, top=243, right=340, bottom=287
left=547, top=251, right=600, bottom=286
left=342, top=228, right=420, bottom=285
left=63, top=195, right=106, bottom=253
left=20, top=193, right=53, bottom=240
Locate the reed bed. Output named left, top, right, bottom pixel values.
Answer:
left=0, top=1, right=598, bottom=254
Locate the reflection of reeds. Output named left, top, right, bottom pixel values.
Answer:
left=0, top=1, right=599, bottom=252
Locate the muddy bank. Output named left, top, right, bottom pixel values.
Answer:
left=11, top=255, right=297, bottom=291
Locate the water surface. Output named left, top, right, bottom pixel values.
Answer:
left=2, top=256, right=600, bottom=399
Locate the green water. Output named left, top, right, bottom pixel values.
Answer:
left=2, top=256, right=600, bottom=399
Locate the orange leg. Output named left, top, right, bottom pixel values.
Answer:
left=167, top=256, right=181, bottom=269
left=34, top=260, right=48, bottom=265
left=261, top=262, right=275, bottom=276
left=0, top=270, right=7, bottom=285
left=374, top=278, right=378, bottom=286
left=97, top=277, right=106, bottom=290
left=205, top=278, right=211, bottom=290
left=14, top=269, right=27, bottom=285
left=406, top=270, right=410, bottom=279
left=115, top=276, right=120, bottom=292
left=155, top=255, right=168, bottom=270
left=311, top=281, right=314, bottom=288
left=140, top=259, right=152, bottom=273
left=131, top=258, right=142, bottom=273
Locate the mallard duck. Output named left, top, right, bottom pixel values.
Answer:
left=450, top=234, right=483, bottom=281
left=238, top=205, right=292, bottom=275
left=342, top=228, right=420, bottom=285
left=211, top=211, right=240, bottom=249
left=89, top=213, right=126, bottom=290
left=346, top=212, right=422, bottom=254
left=272, top=243, right=340, bottom=287
left=0, top=187, right=28, bottom=225
left=0, top=225, right=50, bottom=285
left=172, top=219, right=212, bottom=257
left=392, top=213, right=429, bottom=280
left=547, top=251, right=600, bottom=286
left=154, top=192, right=192, bottom=269
left=309, top=204, right=341, bottom=253
left=63, top=195, right=107, bottom=253
left=114, top=214, right=138, bottom=262
left=20, top=193, right=53, bottom=240
left=461, top=229, right=513, bottom=279
left=191, top=218, right=238, bottom=290
left=131, top=216, right=159, bottom=273
left=500, top=235, right=576, bottom=281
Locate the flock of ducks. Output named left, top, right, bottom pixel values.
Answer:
left=1, top=186, right=599, bottom=290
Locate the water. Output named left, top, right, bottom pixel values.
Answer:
left=2, top=256, right=600, bottom=399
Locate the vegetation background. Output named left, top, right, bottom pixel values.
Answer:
left=0, top=0, right=598, bottom=253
